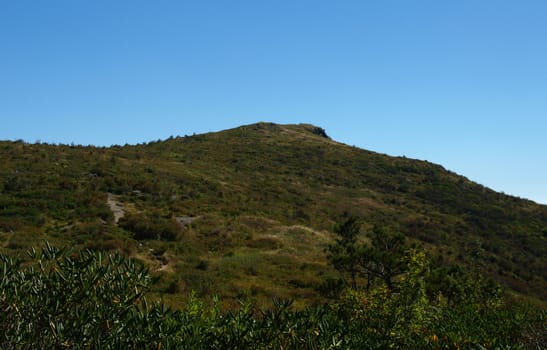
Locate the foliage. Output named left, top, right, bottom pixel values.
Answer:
left=326, top=214, right=362, bottom=289
left=1, top=245, right=544, bottom=349
left=0, top=244, right=177, bottom=348
left=1, top=122, right=547, bottom=304
left=327, top=217, right=411, bottom=291
left=119, top=212, right=180, bottom=241
left=360, top=225, right=410, bottom=290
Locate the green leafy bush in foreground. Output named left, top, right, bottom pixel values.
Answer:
left=0, top=244, right=177, bottom=348
left=1, top=245, right=545, bottom=349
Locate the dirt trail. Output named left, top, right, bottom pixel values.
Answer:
left=107, top=193, right=125, bottom=224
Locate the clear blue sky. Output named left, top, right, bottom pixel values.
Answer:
left=1, top=1, right=546, bottom=204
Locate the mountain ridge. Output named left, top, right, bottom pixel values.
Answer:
left=1, top=122, right=546, bottom=304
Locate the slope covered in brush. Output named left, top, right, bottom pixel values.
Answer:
left=1, top=122, right=546, bottom=303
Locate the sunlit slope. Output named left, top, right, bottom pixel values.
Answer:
left=1, top=122, right=546, bottom=302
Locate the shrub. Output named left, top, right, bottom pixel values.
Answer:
left=1, top=244, right=543, bottom=349
left=0, top=244, right=179, bottom=348
left=119, top=212, right=180, bottom=241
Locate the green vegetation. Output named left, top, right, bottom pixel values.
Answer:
left=327, top=215, right=412, bottom=291
left=1, top=245, right=544, bottom=349
left=1, top=122, right=546, bottom=308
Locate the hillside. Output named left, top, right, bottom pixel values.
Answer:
left=1, top=122, right=546, bottom=305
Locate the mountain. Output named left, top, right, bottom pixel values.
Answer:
left=1, top=122, right=546, bottom=305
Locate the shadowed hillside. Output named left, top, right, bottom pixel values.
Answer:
left=1, top=122, right=546, bottom=305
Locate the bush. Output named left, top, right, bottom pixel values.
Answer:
left=119, top=212, right=180, bottom=241
left=0, top=244, right=178, bottom=348
left=1, top=244, right=544, bottom=349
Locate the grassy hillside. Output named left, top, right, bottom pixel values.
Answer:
left=1, top=122, right=546, bottom=305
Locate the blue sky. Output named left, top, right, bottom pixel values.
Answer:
left=1, top=1, right=546, bottom=204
